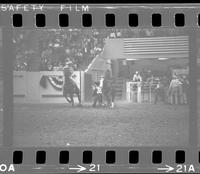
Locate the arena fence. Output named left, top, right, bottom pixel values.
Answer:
left=13, top=71, right=93, bottom=103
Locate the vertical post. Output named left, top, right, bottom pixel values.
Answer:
left=79, top=70, right=81, bottom=102
left=126, top=82, right=130, bottom=102
left=80, top=70, right=84, bottom=103
left=149, top=83, right=152, bottom=103
left=3, top=28, right=13, bottom=146
left=122, top=79, right=126, bottom=100
left=137, top=82, right=141, bottom=103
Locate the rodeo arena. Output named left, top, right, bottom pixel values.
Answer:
left=1, top=28, right=198, bottom=146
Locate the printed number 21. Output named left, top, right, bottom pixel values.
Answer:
left=89, top=164, right=100, bottom=172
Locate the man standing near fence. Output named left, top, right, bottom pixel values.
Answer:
left=133, top=71, right=142, bottom=82
left=132, top=71, right=142, bottom=103
left=168, top=75, right=182, bottom=105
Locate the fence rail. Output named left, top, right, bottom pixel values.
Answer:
left=13, top=71, right=92, bottom=103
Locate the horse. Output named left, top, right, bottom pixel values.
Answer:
left=102, top=78, right=116, bottom=107
left=63, top=74, right=82, bottom=107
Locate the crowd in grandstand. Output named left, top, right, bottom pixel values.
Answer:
left=14, top=28, right=186, bottom=71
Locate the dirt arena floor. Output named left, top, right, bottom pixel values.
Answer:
left=13, top=101, right=189, bottom=147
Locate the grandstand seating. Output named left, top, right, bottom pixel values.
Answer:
left=14, top=28, right=184, bottom=71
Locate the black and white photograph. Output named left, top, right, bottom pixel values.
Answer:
left=13, top=28, right=190, bottom=146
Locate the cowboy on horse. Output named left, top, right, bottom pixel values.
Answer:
left=63, top=61, right=82, bottom=107
left=101, top=69, right=116, bottom=108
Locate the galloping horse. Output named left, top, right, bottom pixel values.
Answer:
left=63, top=68, right=81, bottom=107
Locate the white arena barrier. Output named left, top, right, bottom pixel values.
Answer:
left=126, top=82, right=142, bottom=103
left=13, top=71, right=92, bottom=104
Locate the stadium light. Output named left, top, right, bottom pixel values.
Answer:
left=158, top=57, right=168, bottom=60
left=126, top=59, right=137, bottom=61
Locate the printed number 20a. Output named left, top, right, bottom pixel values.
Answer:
left=89, top=164, right=100, bottom=172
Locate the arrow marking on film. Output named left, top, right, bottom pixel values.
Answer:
left=69, top=165, right=86, bottom=173
left=157, top=165, right=174, bottom=173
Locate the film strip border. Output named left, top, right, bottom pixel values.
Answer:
left=10, top=149, right=194, bottom=164
left=0, top=4, right=200, bottom=27
left=0, top=148, right=199, bottom=173
left=9, top=13, right=200, bottom=27
left=4, top=140, right=200, bottom=170
left=1, top=4, right=200, bottom=173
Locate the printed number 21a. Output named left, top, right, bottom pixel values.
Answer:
left=176, top=165, right=195, bottom=173
left=89, top=164, right=100, bottom=172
